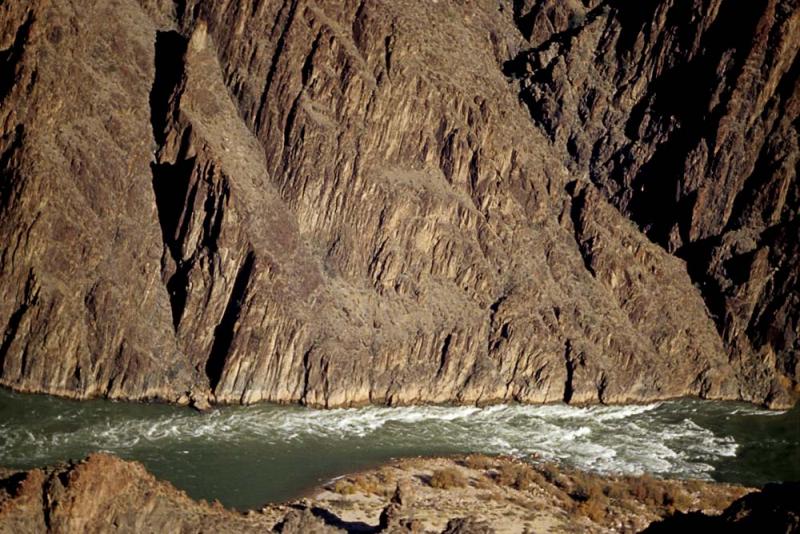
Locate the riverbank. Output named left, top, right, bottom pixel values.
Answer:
left=3, top=453, right=798, bottom=533
left=282, top=454, right=753, bottom=532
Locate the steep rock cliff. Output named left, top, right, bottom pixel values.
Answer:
left=508, top=0, right=799, bottom=405
left=0, top=0, right=795, bottom=407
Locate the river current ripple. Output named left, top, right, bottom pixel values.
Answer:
left=1, top=389, right=796, bottom=508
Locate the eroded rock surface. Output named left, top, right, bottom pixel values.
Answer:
left=0, top=454, right=274, bottom=533
left=0, top=0, right=796, bottom=407
left=0, top=454, right=757, bottom=534
left=508, top=0, right=799, bottom=406
left=642, top=481, right=800, bottom=533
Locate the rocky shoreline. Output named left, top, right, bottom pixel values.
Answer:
left=1, top=453, right=797, bottom=533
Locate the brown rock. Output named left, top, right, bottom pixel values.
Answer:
left=0, top=1, right=794, bottom=407
left=508, top=0, right=799, bottom=406
left=273, top=508, right=345, bottom=534
left=441, top=517, right=495, bottom=534
left=642, top=482, right=800, bottom=533
left=0, top=454, right=757, bottom=533
left=379, top=482, right=418, bottom=532
left=0, top=454, right=274, bottom=533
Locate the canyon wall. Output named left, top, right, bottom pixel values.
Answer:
left=0, top=0, right=796, bottom=407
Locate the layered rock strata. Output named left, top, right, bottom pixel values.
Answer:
left=509, top=0, right=799, bottom=406
left=0, top=0, right=796, bottom=407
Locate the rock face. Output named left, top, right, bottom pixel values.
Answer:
left=0, top=454, right=275, bottom=533
left=508, top=0, right=800, bottom=406
left=0, top=453, right=756, bottom=534
left=0, top=0, right=796, bottom=407
left=643, top=482, right=800, bottom=533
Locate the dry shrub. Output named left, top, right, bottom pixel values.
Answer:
left=579, top=498, right=607, bottom=522
left=569, top=473, right=605, bottom=502
left=376, top=467, right=396, bottom=484
left=684, top=479, right=706, bottom=494
left=506, top=493, right=534, bottom=509
left=331, top=474, right=382, bottom=495
left=628, top=474, right=673, bottom=507
left=495, top=463, right=546, bottom=491
left=356, top=474, right=383, bottom=494
left=538, top=463, right=561, bottom=484
left=565, top=472, right=610, bottom=522
left=603, top=481, right=628, bottom=501
left=700, top=490, right=740, bottom=512
left=430, top=467, right=468, bottom=489
left=477, top=489, right=505, bottom=502
left=662, top=487, right=694, bottom=510
left=374, top=468, right=398, bottom=497
left=681, top=480, right=745, bottom=513
left=332, top=479, right=357, bottom=495
left=462, top=454, right=495, bottom=471
left=607, top=474, right=695, bottom=511
left=473, top=476, right=495, bottom=490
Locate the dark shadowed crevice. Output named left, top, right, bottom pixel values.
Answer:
left=501, top=51, right=529, bottom=79
left=620, top=0, right=768, bottom=249
left=165, top=260, right=193, bottom=330
left=41, top=481, right=52, bottom=531
left=282, top=93, right=302, bottom=158
left=206, top=250, right=256, bottom=391
left=0, top=271, right=38, bottom=375
left=0, top=472, right=26, bottom=496
left=563, top=341, right=575, bottom=403
left=0, top=10, right=33, bottom=104
left=511, top=0, right=536, bottom=40
left=173, top=0, right=188, bottom=23
left=200, top=175, right=228, bottom=255
left=487, top=294, right=508, bottom=352
left=254, top=0, right=300, bottom=132
left=300, top=344, right=315, bottom=401
left=607, top=0, right=661, bottom=53
left=0, top=17, right=29, bottom=219
left=0, top=124, right=24, bottom=214
left=151, top=158, right=195, bottom=260
left=0, top=303, right=28, bottom=375
left=436, top=333, right=453, bottom=377
left=744, top=219, right=799, bottom=360
left=597, top=373, right=608, bottom=404
left=151, top=158, right=196, bottom=330
left=503, top=2, right=610, bottom=80
left=149, top=30, right=192, bottom=330
left=566, top=181, right=596, bottom=277
left=273, top=504, right=373, bottom=533
left=351, top=0, right=369, bottom=49
left=149, top=31, right=188, bottom=146
left=301, top=31, right=322, bottom=86
left=677, top=237, right=727, bottom=326
left=506, top=0, right=769, bottom=252
left=383, top=24, right=396, bottom=76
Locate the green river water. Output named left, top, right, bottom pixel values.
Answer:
left=0, top=388, right=797, bottom=510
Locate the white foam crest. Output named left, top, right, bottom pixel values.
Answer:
left=0, top=398, right=753, bottom=483
left=730, top=406, right=787, bottom=416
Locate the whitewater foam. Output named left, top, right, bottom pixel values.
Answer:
left=0, top=394, right=788, bottom=488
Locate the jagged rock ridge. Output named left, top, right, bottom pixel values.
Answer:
left=0, top=0, right=796, bottom=407
left=508, top=0, right=799, bottom=406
